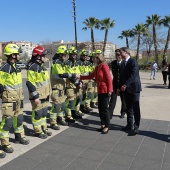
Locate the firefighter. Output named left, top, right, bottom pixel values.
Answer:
left=88, top=52, right=98, bottom=108
left=64, top=46, right=83, bottom=120
left=91, top=49, right=103, bottom=106
left=26, top=46, right=52, bottom=139
left=50, top=45, right=77, bottom=127
left=77, top=49, right=93, bottom=113
left=0, top=44, right=29, bottom=157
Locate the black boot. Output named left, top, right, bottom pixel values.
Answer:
left=90, top=102, right=98, bottom=108
left=43, top=129, right=52, bottom=136
left=2, top=145, right=14, bottom=153
left=35, top=132, right=48, bottom=139
left=50, top=124, right=60, bottom=130
left=0, top=150, right=6, bottom=158
left=80, top=105, right=89, bottom=113
left=65, top=117, right=76, bottom=123
left=71, top=110, right=82, bottom=119
left=84, top=105, right=93, bottom=112
left=57, top=116, right=68, bottom=126
left=15, top=133, right=30, bottom=145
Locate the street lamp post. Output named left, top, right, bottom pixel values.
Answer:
left=71, top=0, right=78, bottom=49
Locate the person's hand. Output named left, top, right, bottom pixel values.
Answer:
left=79, top=82, right=83, bottom=88
left=108, top=92, right=112, bottom=97
left=120, top=85, right=126, bottom=92
left=34, top=98, right=40, bottom=104
left=75, top=74, right=80, bottom=79
left=77, top=82, right=83, bottom=89
left=116, top=89, right=120, bottom=96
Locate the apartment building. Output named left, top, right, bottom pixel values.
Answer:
left=16, top=41, right=37, bottom=60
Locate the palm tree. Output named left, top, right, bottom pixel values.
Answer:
left=160, top=15, right=170, bottom=56
left=82, top=17, right=100, bottom=51
left=100, top=17, right=115, bottom=55
left=141, top=28, right=154, bottom=66
left=132, top=24, right=148, bottom=60
left=118, top=30, right=134, bottom=48
left=145, top=14, right=162, bottom=63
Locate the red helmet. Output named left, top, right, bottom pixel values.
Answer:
left=32, top=46, right=47, bottom=56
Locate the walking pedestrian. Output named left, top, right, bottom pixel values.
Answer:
left=150, top=61, right=158, bottom=80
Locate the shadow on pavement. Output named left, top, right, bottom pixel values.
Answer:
left=144, top=84, right=168, bottom=89
left=139, top=130, right=170, bottom=142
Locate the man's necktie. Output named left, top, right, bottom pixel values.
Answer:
left=123, top=61, right=126, bottom=69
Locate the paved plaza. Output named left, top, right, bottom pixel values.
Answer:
left=0, top=71, right=170, bottom=170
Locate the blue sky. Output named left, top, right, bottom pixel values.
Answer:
left=0, top=0, right=170, bottom=48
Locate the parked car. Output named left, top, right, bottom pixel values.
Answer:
left=16, top=62, right=26, bottom=69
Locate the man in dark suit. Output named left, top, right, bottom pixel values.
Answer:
left=109, top=49, right=126, bottom=119
left=117, top=47, right=141, bottom=135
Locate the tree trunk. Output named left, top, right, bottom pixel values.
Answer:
left=153, top=25, right=158, bottom=63
left=136, top=34, right=141, bottom=60
left=126, top=37, right=129, bottom=48
left=163, top=27, right=170, bottom=55
left=102, top=30, right=108, bottom=56
left=91, top=28, right=95, bottom=51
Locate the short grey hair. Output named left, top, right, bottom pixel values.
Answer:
left=120, top=47, right=130, bottom=55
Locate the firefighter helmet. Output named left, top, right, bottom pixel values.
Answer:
left=79, top=49, right=88, bottom=56
left=95, top=49, right=102, bottom=54
left=32, top=46, right=47, bottom=56
left=4, top=44, right=22, bottom=56
left=56, top=45, right=68, bottom=54
left=69, top=46, right=77, bottom=54
left=89, top=52, right=96, bottom=57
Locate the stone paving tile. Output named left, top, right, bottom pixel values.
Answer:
left=129, top=160, right=162, bottom=170
left=148, top=120, right=169, bottom=131
left=23, top=141, right=64, bottom=162
left=104, top=152, right=134, bottom=166
left=162, top=145, right=170, bottom=164
left=55, top=144, right=85, bottom=157
left=78, top=148, right=108, bottom=161
left=31, top=154, right=77, bottom=170
left=88, top=139, right=121, bottom=153
left=64, top=157, right=99, bottom=170
left=134, top=147, right=164, bottom=162
left=111, top=142, right=140, bottom=157
left=138, top=119, right=152, bottom=129
left=97, top=162, right=128, bottom=170
left=0, top=156, right=38, bottom=170
left=161, top=163, right=170, bottom=170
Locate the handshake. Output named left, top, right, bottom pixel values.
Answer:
left=75, top=74, right=80, bottom=79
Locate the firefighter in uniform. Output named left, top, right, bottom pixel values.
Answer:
left=64, top=46, right=83, bottom=120
left=26, top=46, right=52, bottom=139
left=50, top=45, right=77, bottom=127
left=0, top=44, right=29, bottom=158
left=88, top=52, right=98, bottom=108
left=77, top=49, right=93, bottom=113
